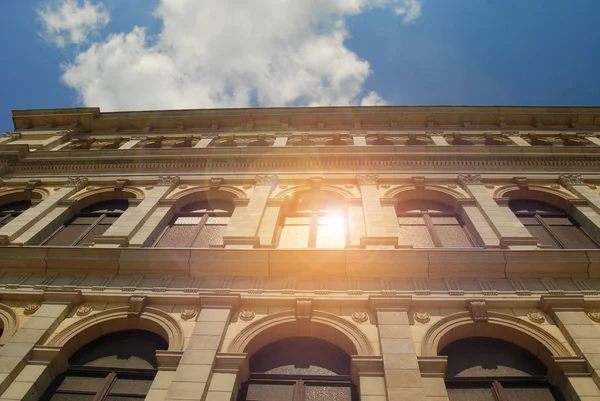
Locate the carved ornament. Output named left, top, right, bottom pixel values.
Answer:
left=76, top=305, right=93, bottom=317
left=239, top=310, right=256, bottom=322
left=559, top=173, right=584, bottom=189
left=484, top=184, right=495, bottom=189
left=180, top=308, right=197, bottom=321
left=157, top=176, right=180, bottom=188
left=527, top=311, right=545, bottom=324
left=356, top=174, right=378, bottom=185
left=210, top=177, right=224, bottom=189
left=413, top=311, right=431, bottom=324
left=255, top=175, right=278, bottom=186
left=352, top=312, right=369, bottom=324
left=128, top=296, right=147, bottom=317
left=587, top=310, right=600, bottom=323
left=457, top=173, right=482, bottom=187
left=24, top=303, right=41, bottom=315
left=468, top=300, right=487, bottom=322
left=63, top=177, right=88, bottom=191
left=296, top=299, right=312, bottom=321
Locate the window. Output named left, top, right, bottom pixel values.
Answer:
left=41, top=200, right=128, bottom=246
left=0, top=201, right=31, bottom=229
left=441, top=337, right=564, bottom=401
left=154, top=200, right=233, bottom=248
left=396, top=199, right=475, bottom=248
left=277, top=192, right=346, bottom=249
left=237, top=337, right=358, bottom=401
left=40, top=330, right=167, bottom=401
left=509, top=200, right=599, bottom=249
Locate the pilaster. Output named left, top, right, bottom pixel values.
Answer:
left=357, top=175, right=399, bottom=249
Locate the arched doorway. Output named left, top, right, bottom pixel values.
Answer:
left=237, top=337, right=358, bottom=401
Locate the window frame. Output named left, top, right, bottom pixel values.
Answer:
left=239, top=373, right=357, bottom=401
left=277, top=208, right=348, bottom=249
left=0, top=201, right=31, bottom=228
left=445, top=376, right=565, bottom=401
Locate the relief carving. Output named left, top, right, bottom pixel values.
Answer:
left=255, top=175, right=278, bottom=186
left=239, top=310, right=256, bottom=322
left=413, top=311, right=431, bottom=324
left=180, top=308, right=197, bottom=321
left=559, top=173, right=584, bottom=189
left=351, top=312, right=369, bottom=324
left=527, top=311, right=545, bottom=324
left=24, top=303, right=41, bottom=315
left=157, top=176, right=180, bottom=188
left=63, top=177, right=89, bottom=191
left=587, top=310, right=600, bottom=323
left=457, top=173, right=482, bottom=187
left=356, top=174, right=378, bottom=185
left=76, top=305, right=93, bottom=317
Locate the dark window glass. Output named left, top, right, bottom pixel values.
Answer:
left=0, top=201, right=31, bottom=228
left=509, top=200, right=599, bottom=249
left=41, top=331, right=166, bottom=401
left=238, top=337, right=357, bottom=401
left=41, top=200, right=128, bottom=247
left=441, top=337, right=563, bottom=401
left=154, top=200, right=233, bottom=248
left=396, top=200, right=475, bottom=248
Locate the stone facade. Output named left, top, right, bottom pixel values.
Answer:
left=0, top=105, right=600, bottom=400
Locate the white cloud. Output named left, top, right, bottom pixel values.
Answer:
left=360, top=91, right=388, bottom=106
left=38, top=0, right=110, bottom=47
left=58, top=0, right=423, bottom=110
left=395, top=0, right=422, bottom=23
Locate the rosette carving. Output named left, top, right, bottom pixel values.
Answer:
left=413, top=311, right=431, bottom=323
left=527, top=311, right=545, bottom=324
left=239, top=310, right=256, bottom=322
left=180, top=308, right=197, bottom=321
left=24, top=303, right=41, bottom=315
left=351, top=312, right=369, bottom=324
left=587, top=310, right=600, bottom=323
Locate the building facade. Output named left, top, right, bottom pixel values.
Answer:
left=0, top=105, right=599, bottom=400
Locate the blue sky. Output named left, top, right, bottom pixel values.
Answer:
left=1, top=0, right=600, bottom=133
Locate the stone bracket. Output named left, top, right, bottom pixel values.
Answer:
left=468, top=299, right=487, bottom=322
left=417, top=356, right=448, bottom=377
left=156, top=350, right=184, bottom=371
left=540, top=295, right=585, bottom=312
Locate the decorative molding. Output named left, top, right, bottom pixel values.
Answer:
left=296, top=299, right=312, bottom=321
left=527, top=311, right=545, bottom=324
left=157, top=175, right=180, bottom=188
left=351, top=311, right=369, bottom=324
left=76, top=305, right=93, bottom=317
left=559, top=173, right=584, bottom=189
left=414, top=311, right=431, bottom=324
left=457, top=173, right=482, bottom=187
left=255, top=175, right=278, bottom=186
left=23, top=303, right=42, bottom=315
left=587, top=310, right=600, bottom=323
left=467, top=300, right=487, bottom=322
left=356, top=174, right=378, bottom=186
left=239, top=310, right=256, bottom=322
left=180, top=308, right=197, bottom=321
left=63, top=177, right=88, bottom=191
left=128, top=296, right=147, bottom=317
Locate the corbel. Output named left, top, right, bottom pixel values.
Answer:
left=309, top=177, right=323, bottom=190
left=128, top=295, right=147, bottom=317
left=25, top=180, right=40, bottom=192
left=114, top=179, right=129, bottom=191
left=514, top=176, right=528, bottom=189
left=411, top=176, right=426, bottom=188
left=356, top=174, right=378, bottom=186
left=296, top=298, right=313, bottom=321
left=210, top=177, right=224, bottom=190
left=467, top=299, right=487, bottom=322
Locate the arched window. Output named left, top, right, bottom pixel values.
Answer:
left=277, top=191, right=346, bottom=249
left=441, top=337, right=564, bottom=401
left=41, top=200, right=128, bottom=246
left=41, top=330, right=167, bottom=401
left=396, top=199, right=475, bottom=248
left=154, top=199, right=233, bottom=248
left=237, top=337, right=358, bottom=401
left=509, top=199, right=599, bottom=249
left=0, top=201, right=31, bottom=229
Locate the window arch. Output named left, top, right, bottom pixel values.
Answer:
left=277, top=191, right=347, bottom=249
left=41, top=330, right=167, bottom=401
left=154, top=199, right=233, bottom=248
left=237, top=337, right=358, bottom=401
left=0, top=200, right=31, bottom=229
left=441, top=337, right=565, bottom=401
left=509, top=199, right=599, bottom=249
left=40, top=200, right=128, bottom=246
left=396, top=199, right=476, bottom=248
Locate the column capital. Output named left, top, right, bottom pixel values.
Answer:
left=255, top=175, right=278, bottom=187
left=539, top=294, right=585, bottom=312
left=43, top=289, right=84, bottom=308
left=156, top=175, right=180, bottom=188
left=559, top=173, right=584, bottom=190
left=417, top=356, right=448, bottom=378
left=356, top=174, right=378, bottom=186
left=63, top=177, right=88, bottom=191
left=457, top=173, right=482, bottom=187
left=368, top=295, right=411, bottom=311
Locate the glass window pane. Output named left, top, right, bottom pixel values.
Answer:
left=436, top=226, right=473, bottom=248
left=305, top=385, right=352, bottom=401
left=71, top=217, right=100, bottom=225
left=155, top=225, right=197, bottom=247
left=518, top=217, right=539, bottom=225
left=109, top=377, right=153, bottom=396
left=316, top=223, right=345, bottom=249
left=279, top=225, right=310, bottom=248
left=193, top=224, right=227, bottom=248
left=430, top=217, right=460, bottom=225
left=524, top=226, right=561, bottom=248
left=246, top=383, right=294, bottom=401
left=447, top=387, right=496, bottom=401
left=78, top=224, right=110, bottom=246
left=57, top=375, right=107, bottom=392
left=48, top=395, right=95, bottom=401
left=399, top=225, right=435, bottom=248
left=549, top=226, right=598, bottom=249
left=504, top=386, right=558, bottom=401
left=542, top=217, right=572, bottom=225
left=44, top=225, right=90, bottom=246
